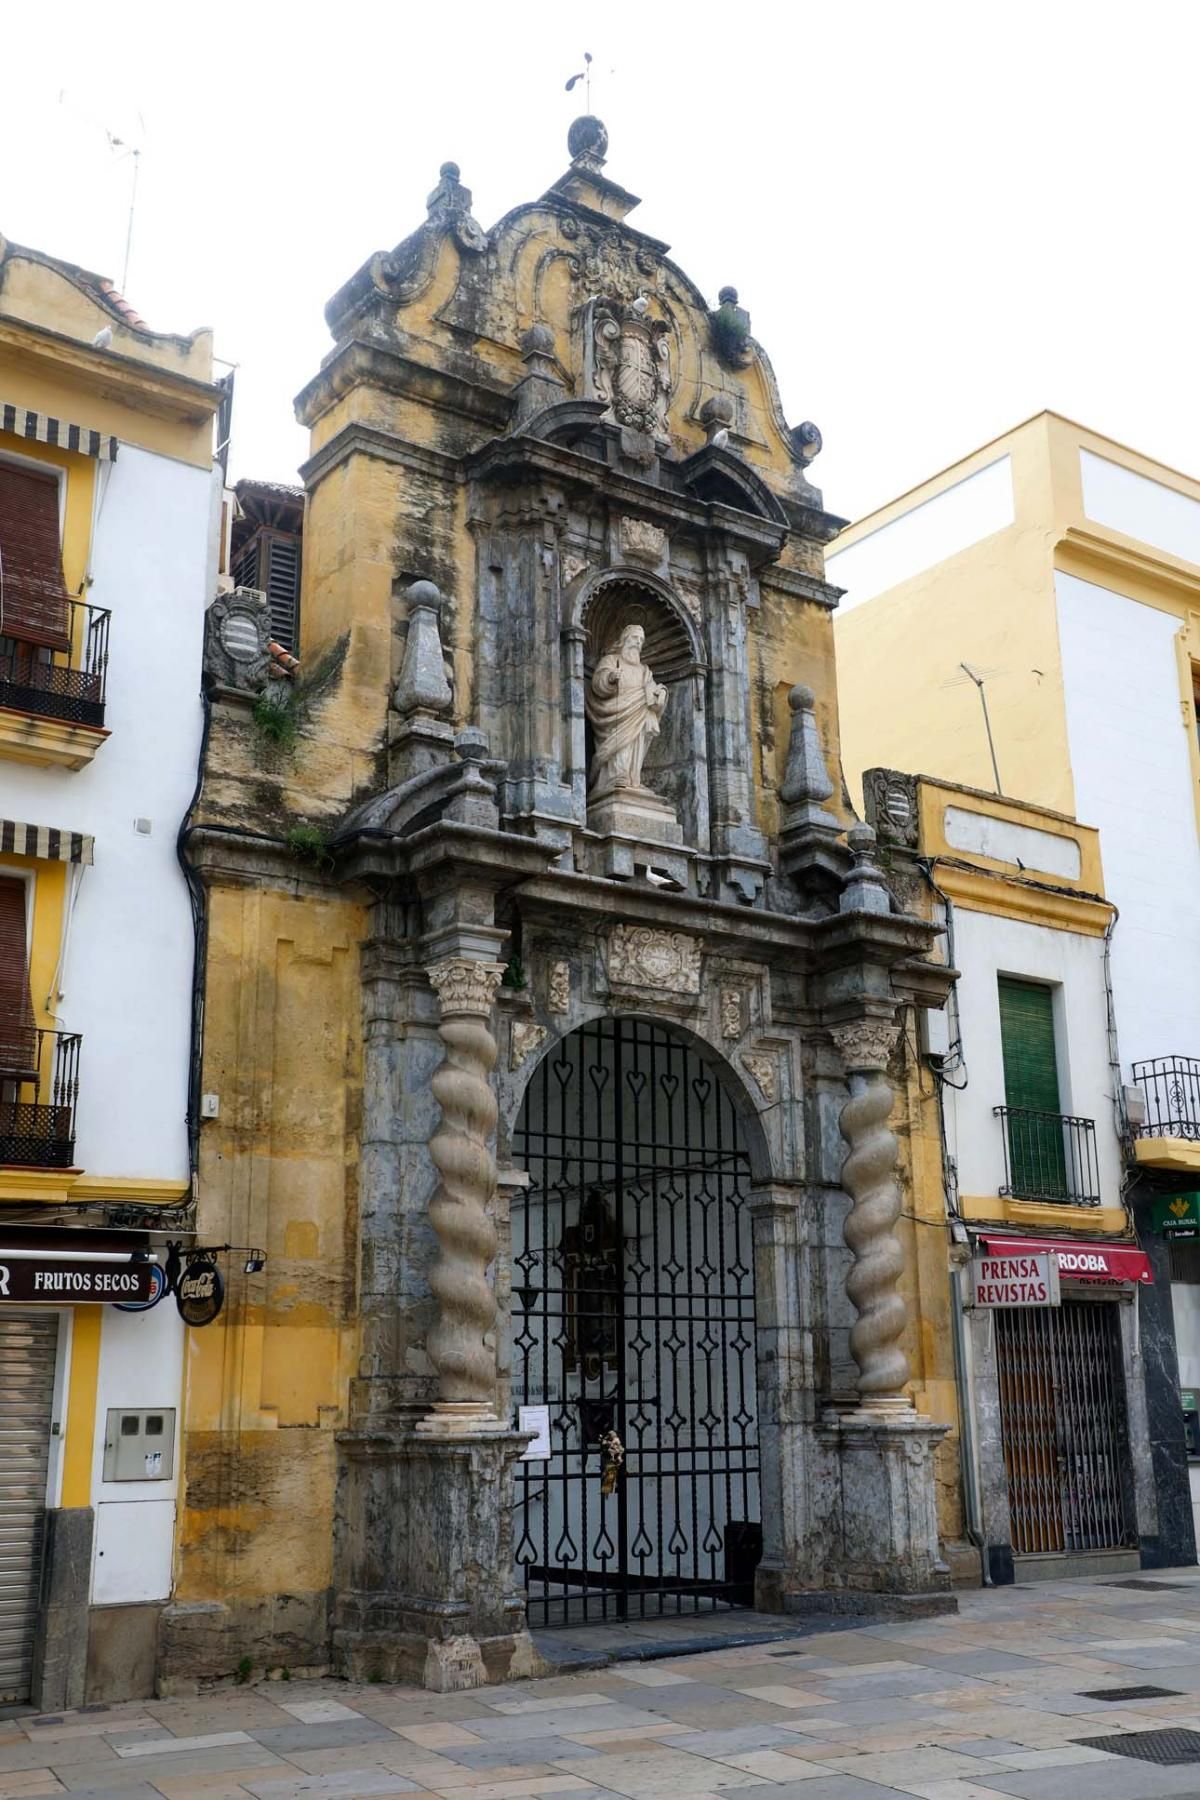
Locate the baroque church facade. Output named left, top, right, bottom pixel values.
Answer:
left=173, top=118, right=959, bottom=1691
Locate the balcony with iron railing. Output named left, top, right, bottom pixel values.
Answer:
left=0, top=598, right=110, bottom=730
left=0, top=1029, right=81, bottom=1168
left=994, top=1104, right=1102, bottom=1207
left=1129, top=1056, right=1200, bottom=1172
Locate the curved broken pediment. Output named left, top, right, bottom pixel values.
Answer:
left=679, top=445, right=789, bottom=526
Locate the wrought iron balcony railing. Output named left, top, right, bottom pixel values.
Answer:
left=994, top=1104, right=1101, bottom=1207
left=0, top=1030, right=82, bottom=1168
left=1131, top=1056, right=1200, bottom=1141
left=0, top=599, right=110, bottom=729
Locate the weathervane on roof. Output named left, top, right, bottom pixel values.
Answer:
left=565, top=52, right=594, bottom=112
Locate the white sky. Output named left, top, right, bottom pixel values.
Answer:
left=5, top=0, right=1198, bottom=522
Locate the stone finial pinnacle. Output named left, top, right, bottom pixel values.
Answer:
left=567, top=114, right=608, bottom=170
left=394, top=580, right=452, bottom=719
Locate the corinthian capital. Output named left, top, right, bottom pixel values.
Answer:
left=426, top=957, right=506, bottom=1018
left=831, top=1019, right=900, bottom=1075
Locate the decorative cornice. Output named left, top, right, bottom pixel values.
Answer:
left=426, top=957, right=506, bottom=1017
left=1058, top=524, right=1200, bottom=607
left=299, top=420, right=464, bottom=495
left=933, top=862, right=1113, bottom=938
left=830, top=1020, right=900, bottom=1074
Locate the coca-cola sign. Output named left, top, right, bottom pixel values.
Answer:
left=175, top=1258, right=225, bottom=1327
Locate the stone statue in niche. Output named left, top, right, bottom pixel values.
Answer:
left=589, top=301, right=672, bottom=442
left=586, top=624, right=667, bottom=798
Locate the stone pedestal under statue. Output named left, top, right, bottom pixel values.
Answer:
left=587, top=784, right=683, bottom=847
left=334, top=1426, right=538, bottom=1690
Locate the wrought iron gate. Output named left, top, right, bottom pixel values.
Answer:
left=512, top=1017, right=760, bottom=1627
left=995, top=1298, right=1134, bottom=1556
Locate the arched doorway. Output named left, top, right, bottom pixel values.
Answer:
left=511, top=1016, right=760, bottom=1627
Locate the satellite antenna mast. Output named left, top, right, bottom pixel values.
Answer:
left=960, top=662, right=1002, bottom=794
left=106, top=129, right=143, bottom=294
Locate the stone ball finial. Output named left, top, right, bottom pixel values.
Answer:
left=700, top=394, right=735, bottom=428
left=718, top=285, right=739, bottom=306
left=405, top=578, right=442, bottom=609
left=520, top=322, right=555, bottom=358
left=788, top=683, right=816, bottom=713
left=568, top=114, right=608, bottom=163
left=847, top=822, right=878, bottom=855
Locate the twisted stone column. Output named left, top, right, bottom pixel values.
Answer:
left=831, top=1020, right=912, bottom=1413
left=416, top=956, right=507, bottom=1436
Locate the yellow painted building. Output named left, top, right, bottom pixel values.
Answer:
left=834, top=414, right=1200, bottom=1573
left=0, top=234, right=222, bottom=1706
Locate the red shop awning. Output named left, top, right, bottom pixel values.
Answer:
left=979, top=1234, right=1153, bottom=1285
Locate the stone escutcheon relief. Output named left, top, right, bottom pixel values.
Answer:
left=607, top=924, right=701, bottom=995
left=588, top=300, right=673, bottom=441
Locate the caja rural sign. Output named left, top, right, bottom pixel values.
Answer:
left=971, top=1251, right=1061, bottom=1309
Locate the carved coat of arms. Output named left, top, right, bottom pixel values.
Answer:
left=587, top=300, right=672, bottom=442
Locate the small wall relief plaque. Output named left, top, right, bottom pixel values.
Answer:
left=608, top=925, right=701, bottom=995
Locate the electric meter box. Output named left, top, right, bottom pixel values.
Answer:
left=102, top=1408, right=176, bottom=1482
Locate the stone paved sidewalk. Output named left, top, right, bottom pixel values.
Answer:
left=10, top=1570, right=1200, bottom=1800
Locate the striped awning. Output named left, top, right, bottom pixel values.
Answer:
left=1, top=402, right=118, bottom=462
left=0, top=819, right=93, bottom=864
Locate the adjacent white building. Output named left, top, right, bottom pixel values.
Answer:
left=833, top=413, right=1200, bottom=1574
left=0, top=234, right=222, bottom=1707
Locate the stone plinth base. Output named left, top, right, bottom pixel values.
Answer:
left=587, top=786, right=682, bottom=846
left=814, top=1407, right=952, bottom=1597
left=333, top=1425, right=539, bottom=1690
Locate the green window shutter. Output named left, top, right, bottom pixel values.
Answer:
left=997, top=978, right=1066, bottom=1197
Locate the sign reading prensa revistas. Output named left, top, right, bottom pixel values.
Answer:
left=0, top=1258, right=158, bottom=1304
left=971, top=1251, right=1061, bottom=1309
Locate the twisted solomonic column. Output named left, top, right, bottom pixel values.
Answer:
left=830, top=1020, right=912, bottom=1413
left=416, top=956, right=507, bottom=1437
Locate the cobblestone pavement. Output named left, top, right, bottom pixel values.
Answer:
left=10, top=1570, right=1200, bottom=1800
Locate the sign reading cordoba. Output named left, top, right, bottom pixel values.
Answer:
left=971, top=1252, right=1061, bottom=1309
left=0, top=1258, right=157, bottom=1304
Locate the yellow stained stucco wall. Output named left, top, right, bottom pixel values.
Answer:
left=835, top=415, right=1074, bottom=815
left=176, top=883, right=364, bottom=1630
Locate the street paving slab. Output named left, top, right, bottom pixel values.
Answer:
left=9, top=1570, right=1200, bottom=1798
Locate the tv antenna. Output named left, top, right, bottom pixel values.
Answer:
left=105, top=129, right=143, bottom=295
left=959, top=662, right=1002, bottom=794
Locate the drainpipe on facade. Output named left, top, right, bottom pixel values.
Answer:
left=919, top=856, right=993, bottom=1587
left=949, top=1255, right=992, bottom=1586
left=177, top=687, right=212, bottom=1199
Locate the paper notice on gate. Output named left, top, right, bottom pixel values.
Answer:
left=517, top=1404, right=551, bottom=1460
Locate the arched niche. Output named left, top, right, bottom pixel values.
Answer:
left=573, top=572, right=709, bottom=849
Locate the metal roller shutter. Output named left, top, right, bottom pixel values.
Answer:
left=0, top=1312, right=59, bottom=1702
